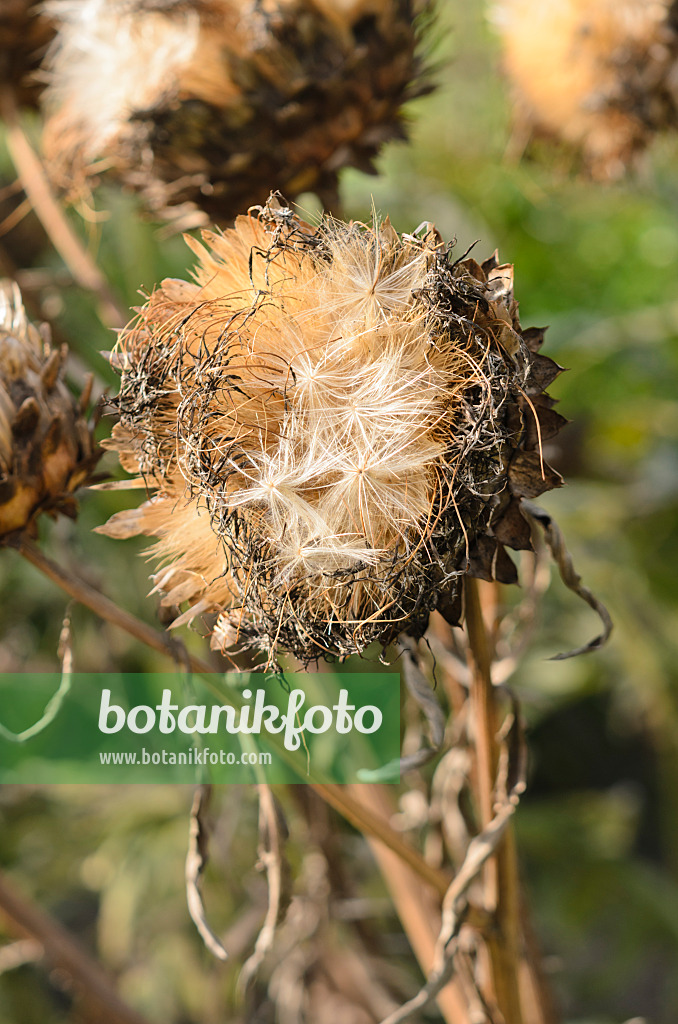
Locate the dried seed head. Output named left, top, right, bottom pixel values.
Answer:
left=0, top=282, right=100, bottom=541
left=41, top=0, right=431, bottom=228
left=99, top=197, right=565, bottom=665
left=491, top=0, right=678, bottom=178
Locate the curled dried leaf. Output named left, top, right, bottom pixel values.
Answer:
left=522, top=500, right=613, bottom=658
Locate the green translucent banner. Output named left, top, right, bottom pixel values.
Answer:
left=0, top=670, right=400, bottom=784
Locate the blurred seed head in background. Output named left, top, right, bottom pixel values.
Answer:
left=491, top=0, right=678, bottom=178
left=41, top=0, right=432, bottom=228
left=98, top=197, right=565, bottom=666
left=0, top=0, right=55, bottom=109
left=0, top=282, right=100, bottom=542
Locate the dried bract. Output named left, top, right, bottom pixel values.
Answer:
left=99, top=198, right=565, bottom=664
left=0, top=0, right=55, bottom=108
left=0, top=282, right=100, bottom=540
left=41, top=0, right=431, bottom=228
left=491, top=0, right=678, bottom=178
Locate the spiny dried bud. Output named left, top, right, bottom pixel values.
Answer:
left=41, top=0, right=431, bottom=229
left=0, top=283, right=100, bottom=541
left=491, top=0, right=678, bottom=179
left=0, top=0, right=55, bottom=108
left=98, top=196, right=565, bottom=665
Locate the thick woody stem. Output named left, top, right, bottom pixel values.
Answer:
left=347, top=783, right=470, bottom=1024
left=464, top=576, right=524, bottom=1024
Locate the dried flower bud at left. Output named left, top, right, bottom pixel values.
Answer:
left=0, top=283, right=100, bottom=541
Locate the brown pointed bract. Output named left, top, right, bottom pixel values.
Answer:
left=0, top=0, right=55, bottom=108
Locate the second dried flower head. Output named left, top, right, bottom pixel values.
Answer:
left=99, top=199, right=565, bottom=665
left=492, top=0, right=678, bottom=178
left=42, top=0, right=430, bottom=227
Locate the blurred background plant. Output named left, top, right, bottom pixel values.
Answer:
left=0, top=1, right=677, bottom=1023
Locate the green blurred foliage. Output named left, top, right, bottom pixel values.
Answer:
left=1, top=1, right=678, bottom=1022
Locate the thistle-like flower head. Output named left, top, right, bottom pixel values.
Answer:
left=99, top=198, right=565, bottom=664
left=42, top=0, right=431, bottom=227
left=491, top=0, right=678, bottom=178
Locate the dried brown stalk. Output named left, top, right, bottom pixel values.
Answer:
left=347, top=783, right=470, bottom=1024
left=10, top=537, right=454, bottom=903
left=465, top=576, right=524, bottom=1023
left=239, top=783, right=291, bottom=988
left=14, top=536, right=194, bottom=668
left=313, top=783, right=450, bottom=898
left=0, top=869, right=152, bottom=1024
left=378, top=798, right=518, bottom=1024
left=0, top=89, right=127, bottom=330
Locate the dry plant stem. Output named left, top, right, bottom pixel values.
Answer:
left=347, top=783, right=470, bottom=1024
left=379, top=800, right=518, bottom=1024
left=0, top=90, right=127, bottom=330
left=434, top=598, right=557, bottom=1024
left=313, top=783, right=450, bottom=898
left=16, top=536, right=196, bottom=669
left=11, top=539, right=452, bottom=902
left=465, top=577, right=524, bottom=1024
left=0, top=869, right=152, bottom=1024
